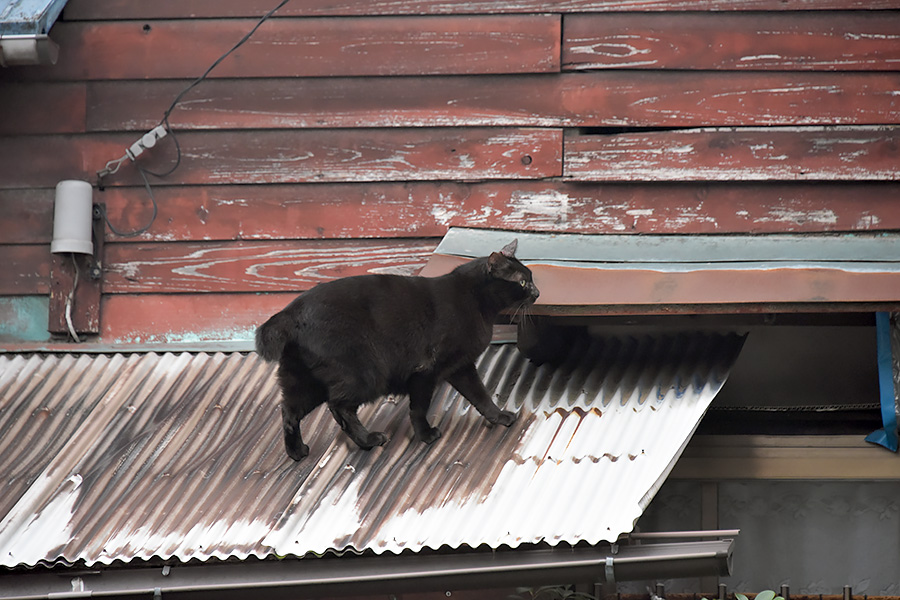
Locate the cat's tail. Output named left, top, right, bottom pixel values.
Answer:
left=255, top=311, right=291, bottom=362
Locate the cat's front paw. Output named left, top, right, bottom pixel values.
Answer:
left=362, top=431, right=390, bottom=449
left=489, top=410, right=516, bottom=428
left=285, top=441, right=310, bottom=461
left=418, top=426, right=442, bottom=445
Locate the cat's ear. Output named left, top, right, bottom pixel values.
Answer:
left=500, top=239, right=518, bottom=258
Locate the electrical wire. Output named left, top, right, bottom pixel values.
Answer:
left=64, top=253, right=81, bottom=343
left=146, top=0, right=293, bottom=180
left=97, top=165, right=159, bottom=238
left=96, top=0, right=292, bottom=232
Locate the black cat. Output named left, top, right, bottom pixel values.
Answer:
left=255, top=240, right=540, bottom=461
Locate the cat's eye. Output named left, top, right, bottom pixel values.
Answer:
left=519, top=280, right=527, bottom=287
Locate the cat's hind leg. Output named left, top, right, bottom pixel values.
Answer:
left=407, top=373, right=441, bottom=444
left=329, top=404, right=389, bottom=450
left=446, top=363, right=516, bottom=427
left=277, top=349, right=327, bottom=461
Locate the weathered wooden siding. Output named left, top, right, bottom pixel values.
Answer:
left=1, top=0, right=899, bottom=344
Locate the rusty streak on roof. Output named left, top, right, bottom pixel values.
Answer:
left=0, top=332, right=743, bottom=569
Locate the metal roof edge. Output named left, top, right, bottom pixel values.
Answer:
left=0, top=537, right=736, bottom=600
left=0, top=0, right=69, bottom=36
left=435, top=228, right=900, bottom=264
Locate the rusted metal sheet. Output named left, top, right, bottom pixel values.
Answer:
left=60, top=0, right=900, bottom=19
left=422, top=229, right=900, bottom=308
left=83, top=72, right=900, bottom=131
left=0, top=128, right=562, bottom=189
left=563, top=12, right=900, bottom=70
left=0, top=332, right=744, bottom=567
left=9, top=181, right=900, bottom=246
left=6, top=15, right=560, bottom=81
left=102, top=238, right=437, bottom=293
left=565, top=127, right=900, bottom=182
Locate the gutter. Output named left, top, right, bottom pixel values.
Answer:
left=0, top=0, right=69, bottom=66
left=0, top=33, right=57, bottom=66
left=0, top=535, right=736, bottom=600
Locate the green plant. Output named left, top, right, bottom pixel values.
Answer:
left=508, top=585, right=596, bottom=600
left=735, top=591, right=785, bottom=600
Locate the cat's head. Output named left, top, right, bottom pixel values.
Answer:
left=486, top=239, right=540, bottom=307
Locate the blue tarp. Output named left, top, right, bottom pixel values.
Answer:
left=866, top=312, right=899, bottom=452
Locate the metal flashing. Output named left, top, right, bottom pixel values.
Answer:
left=420, top=228, right=900, bottom=310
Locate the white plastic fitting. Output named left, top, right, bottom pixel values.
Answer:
left=126, top=125, right=168, bottom=161
left=51, top=180, right=94, bottom=255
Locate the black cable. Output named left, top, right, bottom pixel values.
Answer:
left=147, top=0, right=293, bottom=178
left=99, top=0, right=291, bottom=234
left=98, top=165, right=159, bottom=238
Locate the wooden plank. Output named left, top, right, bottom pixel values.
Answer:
left=62, top=0, right=900, bottom=19
left=0, top=189, right=54, bottom=244
left=47, top=232, right=103, bottom=336
left=86, top=72, right=900, bottom=132
left=99, top=293, right=296, bottom=345
left=0, top=129, right=562, bottom=189
left=102, top=239, right=438, bottom=294
left=7, top=16, right=560, bottom=81
left=564, top=127, right=900, bottom=181
left=563, top=12, right=900, bottom=70
left=0, top=83, right=86, bottom=135
left=84, top=181, right=900, bottom=242
left=0, top=246, right=50, bottom=296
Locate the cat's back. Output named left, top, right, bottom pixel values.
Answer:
left=289, top=273, right=436, bottom=332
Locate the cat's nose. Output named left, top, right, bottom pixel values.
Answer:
left=531, top=284, right=540, bottom=299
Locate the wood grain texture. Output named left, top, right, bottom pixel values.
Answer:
left=565, top=127, right=900, bottom=181
left=0, top=83, right=86, bottom=135
left=0, top=189, right=54, bottom=244
left=563, top=12, right=900, bottom=70
left=62, top=0, right=900, bottom=19
left=0, top=128, right=562, bottom=189
left=99, top=292, right=300, bottom=345
left=0, top=246, right=50, bottom=296
left=102, top=239, right=438, bottom=293
left=6, top=16, right=560, bottom=81
left=9, top=182, right=900, bottom=245
left=85, top=72, right=900, bottom=132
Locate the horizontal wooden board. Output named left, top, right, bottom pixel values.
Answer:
left=7, top=181, right=900, bottom=245
left=102, top=239, right=438, bottom=294
left=6, top=16, right=560, bottom=81
left=0, top=83, right=86, bottom=135
left=62, top=0, right=900, bottom=19
left=563, top=12, right=900, bottom=70
left=0, top=128, right=562, bottom=189
left=98, top=292, right=303, bottom=345
left=0, top=189, right=54, bottom=244
left=0, top=246, right=50, bottom=296
left=565, top=127, right=900, bottom=181
left=85, top=72, right=900, bottom=132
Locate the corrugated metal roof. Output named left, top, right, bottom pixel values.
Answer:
left=0, top=332, right=744, bottom=569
